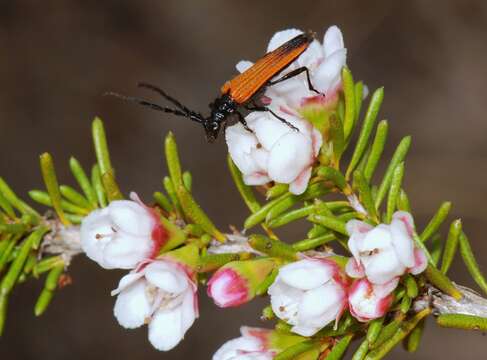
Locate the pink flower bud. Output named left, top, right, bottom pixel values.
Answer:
left=207, top=259, right=275, bottom=308
left=348, top=278, right=396, bottom=322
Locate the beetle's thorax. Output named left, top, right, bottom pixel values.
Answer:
left=204, top=94, right=238, bottom=142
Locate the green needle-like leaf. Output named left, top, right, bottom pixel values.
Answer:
left=91, top=165, right=106, bottom=207
left=182, top=171, right=192, bottom=192
left=405, top=319, right=425, bottom=352
left=92, top=117, right=113, bottom=175
left=346, top=87, right=384, bottom=179
left=197, top=253, right=240, bottom=273
left=459, top=232, right=487, bottom=295
left=364, top=309, right=431, bottom=360
left=353, top=170, right=378, bottom=222
left=404, top=274, right=418, bottom=298
left=0, top=192, right=15, bottom=219
left=374, top=136, right=411, bottom=210
left=249, top=235, right=297, bottom=261
left=59, top=185, right=92, bottom=209
left=437, top=314, right=487, bottom=331
left=153, top=191, right=173, bottom=213
left=354, top=81, right=364, bottom=122
left=101, top=170, right=123, bottom=202
left=396, top=188, right=411, bottom=212
left=419, top=201, right=451, bottom=242
left=165, top=132, right=184, bottom=186
left=425, top=265, right=462, bottom=300
left=367, top=318, right=384, bottom=346
left=364, top=120, right=388, bottom=183
left=176, top=184, right=225, bottom=242
left=351, top=339, right=369, bottom=360
left=326, top=334, right=354, bottom=360
left=40, top=153, right=70, bottom=225
left=329, top=114, right=345, bottom=165
left=0, top=178, right=39, bottom=217
left=69, top=157, right=98, bottom=208
left=163, top=176, right=182, bottom=216
left=317, top=166, right=350, bottom=194
left=34, top=263, right=64, bottom=316
left=440, top=219, right=462, bottom=274
left=29, top=190, right=90, bottom=215
left=342, top=67, right=356, bottom=140
left=385, top=162, right=404, bottom=223
left=274, top=341, right=317, bottom=360
left=292, top=233, right=335, bottom=251
left=227, top=156, right=261, bottom=213
left=266, top=183, right=288, bottom=199
left=308, top=214, right=348, bottom=235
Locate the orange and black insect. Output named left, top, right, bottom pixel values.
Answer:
left=108, top=31, right=319, bottom=142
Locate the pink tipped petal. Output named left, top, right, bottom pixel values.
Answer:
left=346, top=219, right=373, bottom=236
left=390, top=217, right=415, bottom=268
left=349, top=279, right=392, bottom=322
left=313, top=48, right=347, bottom=94
left=323, top=25, right=344, bottom=57
left=236, top=60, right=254, bottom=73
left=289, top=167, right=312, bottom=195
left=311, top=128, right=323, bottom=157
left=207, top=268, right=249, bottom=308
left=267, top=132, right=313, bottom=184
left=345, top=258, right=365, bottom=279
left=392, top=211, right=415, bottom=236
left=409, top=248, right=428, bottom=275
left=267, top=28, right=303, bottom=52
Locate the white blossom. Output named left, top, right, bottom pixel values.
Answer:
left=213, top=327, right=274, bottom=360
left=112, top=259, right=198, bottom=351
left=268, top=259, right=347, bottom=336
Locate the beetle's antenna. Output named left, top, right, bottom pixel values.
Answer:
left=137, top=82, right=193, bottom=114
left=105, top=91, right=188, bottom=117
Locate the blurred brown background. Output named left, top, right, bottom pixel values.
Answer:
left=1, top=1, right=486, bottom=359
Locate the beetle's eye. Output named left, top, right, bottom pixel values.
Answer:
left=212, top=122, right=219, bottom=130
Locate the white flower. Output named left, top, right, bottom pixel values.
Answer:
left=348, top=278, right=396, bottom=322
left=236, top=26, right=347, bottom=111
left=112, top=259, right=198, bottom=351
left=268, top=259, right=347, bottom=336
left=213, top=327, right=274, bottom=360
left=346, top=211, right=428, bottom=285
left=226, top=109, right=322, bottom=195
left=80, top=193, right=166, bottom=269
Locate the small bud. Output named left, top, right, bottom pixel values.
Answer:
left=207, top=259, right=275, bottom=308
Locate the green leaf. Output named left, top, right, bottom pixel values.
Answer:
left=0, top=192, right=15, bottom=219
left=354, top=81, right=364, bottom=122
left=292, top=233, right=335, bottom=251
left=92, top=117, right=113, bottom=175
left=227, top=155, right=261, bottom=213
left=59, top=185, right=92, bottom=209
left=266, top=183, right=289, bottom=199
left=326, top=334, right=354, bottom=360
left=308, top=214, right=348, bottom=236
left=425, top=265, right=462, bottom=300
left=165, top=132, right=184, bottom=186
left=329, top=114, right=345, bottom=165
left=91, top=165, right=106, bottom=207
left=197, top=253, right=240, bottom=273
left=274, top=341, right=318, bottom=360
left=385, top=162, right=404, bottom=223
left=40, top=153, right=70, bottom=225
left=459, top=232, right=487, bottom=295
left=69, top=157, right=98, bottom=208
left=0, top=178, right=39, bottom=217
left=34, top=263, right=64, bottom=316
left=249, top=234, right=297, bottom=261
left=405, top=319, right=425, bottom=352
left=374, top=136, right=411, bottom=210
left=419, top=201, right=451, bottom=242
left=437, top=313, right=487, bottom=331
left=440, top=219, right=462, bottom=274
left=29, top=190, right=90, bottom=216
left=396, top=188, right=411, bottom=212
left=182, top=171, right=192, bottom=192
left=175, top=184, right=225, bottom=242
left=366, top=317, right=384, bottom=345
left=153, top=191, right=173, bottom=213
left=363, top=120, right=388, bottom=183
left=317, top=166, right=350, bottom=194
left=163, top=176, right=182, bottom=216
left=342, top=67, right=356, bottom=140
left=346, top=87, right=384, bottom=179
left=101, top=170, right=123, bottom=202
left=351, top=339, right=369, bottom=360
left=353, top=170, right=378, bottom=222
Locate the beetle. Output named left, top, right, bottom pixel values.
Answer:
left=107, top=31, right=320, bottom=142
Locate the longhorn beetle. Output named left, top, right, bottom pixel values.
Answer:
left=107, top=31, right=319, bottom=142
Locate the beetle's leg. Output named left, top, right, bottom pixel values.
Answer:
left=268, top=66, right=320, bottom=94
left=236, top=112, right=253, bottom=133
left=245, top=105, right=299, bottom=132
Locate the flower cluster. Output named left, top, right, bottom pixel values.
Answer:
left=226, top=26, right=347, bottom=195
left=80, top=193, right=198, bottom=351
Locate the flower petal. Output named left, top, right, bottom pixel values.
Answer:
left=225, top=122, right=260, bottom=175
left=345, top=257, right=365, bottom=279
left=289, top=167, right=312, bottom=195
left=144, top=261, right=189, bottom=295
left=267, top=132, right=313, bottom=184
left=409, top=248, right=428, bottom=275
left=236, top=60, right=254, bottom=73
left=390, top=217, right=415, bottom=268
left=323, top=25, right=344, bottom=57
left=313, top=48, right=347, bottom=94
left=148, top=306, right=185, bottom=351
left=279, top=259, right=333, bottom=290
left=109, top=200, right=154, bottom=236
left=113, top=278, right=151, bottom=329
left=267, top=29, right=304, bottom=52
left=268, top=280, right=302, bottom=326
